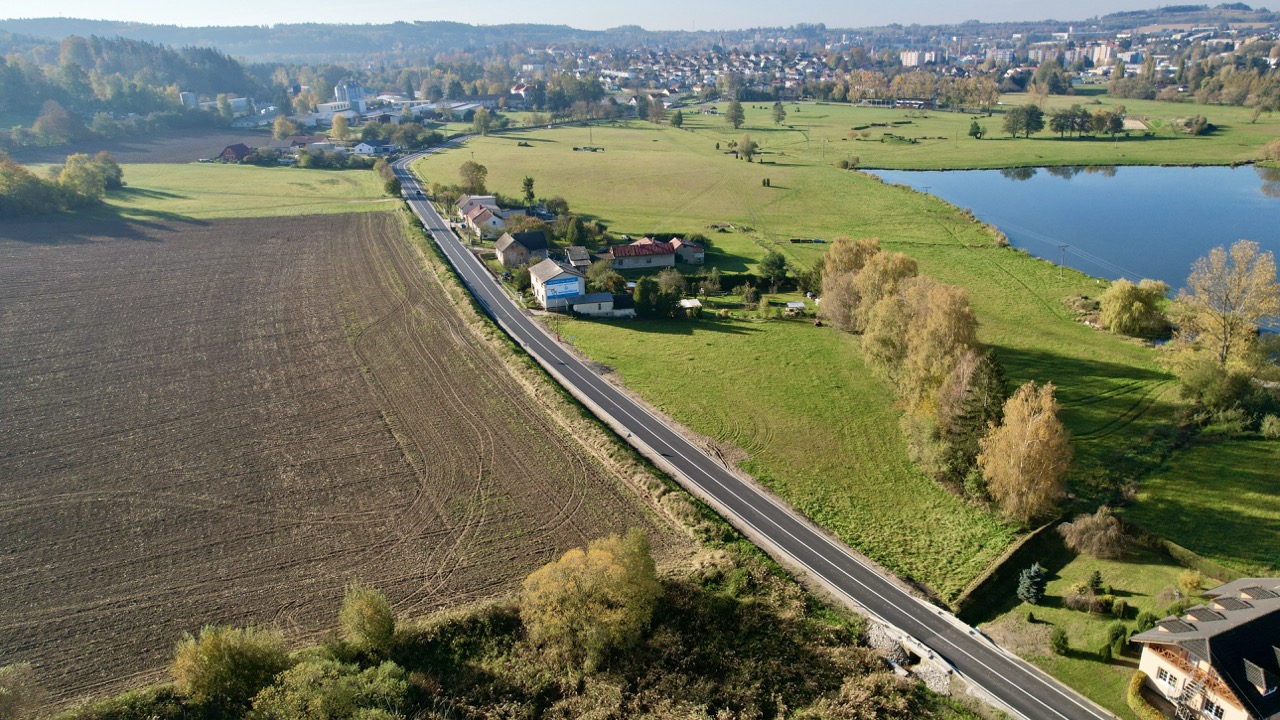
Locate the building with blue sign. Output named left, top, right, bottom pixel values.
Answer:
left=529, top=259, right=587, bottom=310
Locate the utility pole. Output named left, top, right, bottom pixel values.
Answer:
left=1058, top=244, right=1068, bottom=279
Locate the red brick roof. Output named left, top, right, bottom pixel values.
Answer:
left=611, top=241, right=676, bottom=258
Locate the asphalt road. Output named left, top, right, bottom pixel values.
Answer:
left=392, top=150, right=1115, bottom=720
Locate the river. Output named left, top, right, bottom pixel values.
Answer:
left=867, top=165, right=1280, bottom=290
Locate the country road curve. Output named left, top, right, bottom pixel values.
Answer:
left=393, top=147, right=1115, bottom=720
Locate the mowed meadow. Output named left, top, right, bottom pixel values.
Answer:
left=412, top=112, right=1187, bottom=600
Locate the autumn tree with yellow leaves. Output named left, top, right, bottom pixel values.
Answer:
left=978, top=381, right=1073, bottom=524
left=520, top=529, right=660, bottom=672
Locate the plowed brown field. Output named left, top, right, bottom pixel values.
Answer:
left=0, top=212, right=676, bottom=706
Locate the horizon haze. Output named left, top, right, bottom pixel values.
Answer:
left=0, top=0, right=1187, bottom=32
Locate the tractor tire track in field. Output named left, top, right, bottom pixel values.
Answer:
left=0, top=212, right=677, bottom=707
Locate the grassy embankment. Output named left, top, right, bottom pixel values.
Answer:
left=411, top=114, right=1186, bottom=602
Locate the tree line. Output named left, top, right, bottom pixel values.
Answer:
left=818, top=237, right=1073, bottom=524
left=999, top=103, right=1127, bottom=139
left=0, top=151, right=123, bottom=217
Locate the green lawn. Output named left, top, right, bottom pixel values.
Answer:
left=667, top=94, right=1280, bottom=170
left=1124, top=436, right=1280, bottom=577
left=105, top=163, right=396, bottom=220
left=411, top=119, right=1189, bottom=600
left=976, top=533, right=1196, bottom=720
left=550, top=314, right=1014, bottom=600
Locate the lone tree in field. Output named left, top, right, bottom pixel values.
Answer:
left=339, top=581, right=396, bottom=656
left=521, top=176, right=535, bottom=206
left=1177, top=240, right=1280, bottom=366
left=171, top=626, right=290, bottom=717
left=1016, top=562, right=1048, bottom=604
left=759, top=249, right=788, bottom=289
left=978, top=381, right=1072, bottom=524
left=737, top=133, right=758, bottom=161
left=772, top=101, right=787, bottom=125
left=520, top=529, right=661, bottom=671
left=458, top=161, right=488, bottom=195
left=1099, top=278, right=1169, bottom=337
left=725, top=98, right=745, bottom=129
left=472, top=107, right=493, bottom=136
left=1058, top=506, right=1127, bottom=559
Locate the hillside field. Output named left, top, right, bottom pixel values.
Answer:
left=0, top=210, right=681, bottom=705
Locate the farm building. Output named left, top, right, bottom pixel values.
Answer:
left=609, top=238, right=676, bottom=270
left=494, top=231, right=549, bottom=267
left=671, top=238, right=706, bottom=264
left=678, top=298, right=703, bottom=318
left=1131, top=578, right=1280, bottom=720
left=569, top=292, right=615, bottom=315
left=529, top=259, right=586, bottom=310
left=219, top=143, right=255, bottom=162
left=352, top=140, right=395, bottom=155
left=565, top=246, right=593, bottom=270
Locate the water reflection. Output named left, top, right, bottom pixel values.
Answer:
left=1001, top=165, right=1117, bottom=182
left=1000, top=167, right=1037, bottom=181
left=1258, top=166, right=1280, bottom=199
left=867, top=165, right=1279, bottom=289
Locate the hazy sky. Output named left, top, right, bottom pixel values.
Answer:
left=3, top=0, right=1165, bottom=30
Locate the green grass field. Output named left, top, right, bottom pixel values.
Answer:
left=549, top=314, right=1014, bottom=600
left=412, top=115, right=1191, bottom=599
left=104, top=163, right=395, bottom=220
left=976, top=532, right=1195, bottom=720
left=1124, top=436, right=1280, bottom=577
left=665, top=94, right=1280, bottom=170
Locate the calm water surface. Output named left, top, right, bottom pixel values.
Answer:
left=868, top=165, right=1280, bottom=290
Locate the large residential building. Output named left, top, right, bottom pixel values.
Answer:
left=1132, top=579, right=1280, bottom=720
left=529, top=259, right=586, bottom=310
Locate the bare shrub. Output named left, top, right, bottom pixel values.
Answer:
left=1058, top=506, right=1127, bottom=559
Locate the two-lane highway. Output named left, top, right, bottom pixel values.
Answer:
left=392, top=150, right=1114, bottom=720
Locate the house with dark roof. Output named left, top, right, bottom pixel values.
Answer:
left=1132, top=578, right=1280, bottom=720
left=565, top=245, right=593, bottom=270
left=218, top=143, right=255, bottom=162
left=609, top=238, right=676, bottom=270
left=494, top=231, right=549, bottom=267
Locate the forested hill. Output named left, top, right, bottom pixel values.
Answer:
left=0, top=33, right=257, bottom=130
left=0, top=19, right=705, bottom=63
left=1, top=6, right=1277, bottom=64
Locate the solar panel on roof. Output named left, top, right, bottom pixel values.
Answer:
left=1242, top=586, right=1279, bottom=600
left=1160, top=619, right=1196, bottom=633
left=1216, top=597, right=1253, bottom=611
left=1187, top=608, right=1226, bottom=622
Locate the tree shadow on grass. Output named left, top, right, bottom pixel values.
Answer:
left=604, top=317, right=760, bottom=337
left=115, top=186, right=188, bottom=200
left=988, top=344, right=1176, bottom=441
